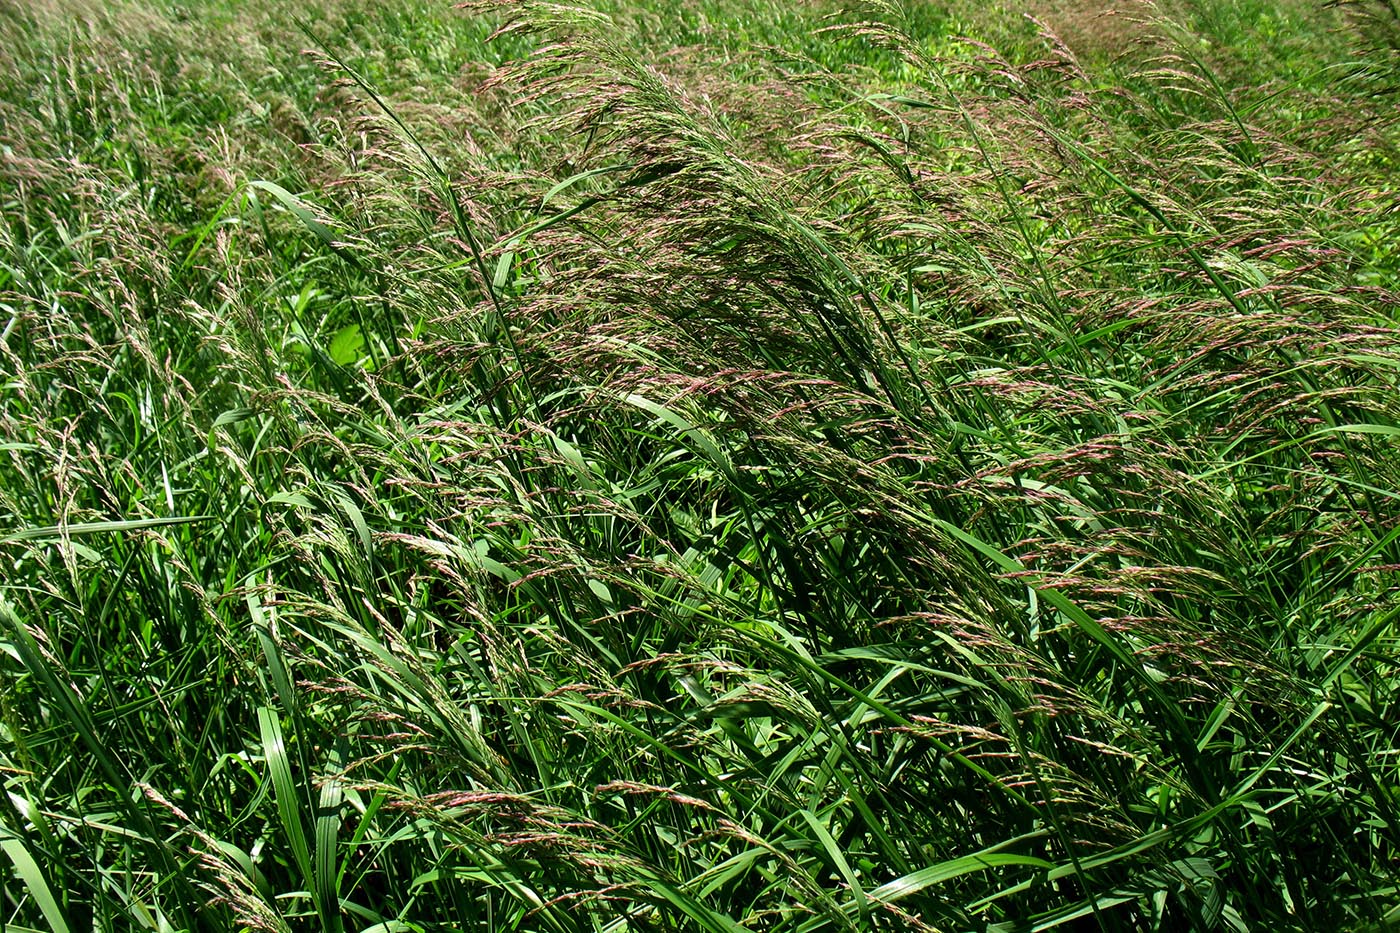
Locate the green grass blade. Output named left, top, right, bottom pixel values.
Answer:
left=0, top=515, right=212, bottom=544
left=259, top=706, right=314, bottom=899
left=798, top=808, right=869, bottom=925
left=0, top=826, right=71, bottom=933
left=869, top=852, right=1053, bottom=905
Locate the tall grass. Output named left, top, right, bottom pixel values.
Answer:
left=1, top=0, right=1399, bottom=929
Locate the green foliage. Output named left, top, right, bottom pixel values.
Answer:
left=1, top=0, right=1399, bottom=930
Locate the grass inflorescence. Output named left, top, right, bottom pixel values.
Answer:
left=1, top=0, right=1399, bottom=929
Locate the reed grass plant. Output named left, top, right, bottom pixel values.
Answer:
left=2, top=0, right=1399, bottom=929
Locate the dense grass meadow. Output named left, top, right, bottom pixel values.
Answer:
left=5, top=0, right=1400, bottom=928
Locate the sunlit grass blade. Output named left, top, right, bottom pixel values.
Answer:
left=0, top=825, right=71, bottom=933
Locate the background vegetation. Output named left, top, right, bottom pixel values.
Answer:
left=2, top=0, right=1399, bottom=929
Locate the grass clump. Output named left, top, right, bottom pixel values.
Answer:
left=2, top=0, right=1399, bottom=930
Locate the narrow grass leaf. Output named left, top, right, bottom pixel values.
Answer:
left=0, top=826, right=71, bottom=933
